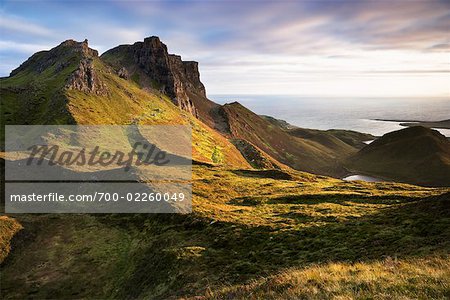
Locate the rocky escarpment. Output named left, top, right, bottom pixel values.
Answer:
left=65, top=40, right=107, bottom=95
left=182, top=61, right=206, bottom=96
left=10, top=39, right=107, bottom=96
left=65, top=57, right=107, bottom=95
left=101, top=36, right=206, bottom=116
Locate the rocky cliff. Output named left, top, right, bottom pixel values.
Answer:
left=10, top=39, right=107, bottom=96
left=63, top=39, right=107, bottom=95
left=101, top=36, right=206, bottom=116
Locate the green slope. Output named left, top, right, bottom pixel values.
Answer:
left=221, top=102, right=351, bottom=176
left=0, top=41, right=82, bottom=129
left=1, top=165, right=449, bottom=299
left=347, top=126, right=450, bottom=186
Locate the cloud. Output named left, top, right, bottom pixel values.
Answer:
left=1, top=0, right=448, bottom=96
left=111, top=0, right=449, bottom=60
left=69, top=25, right=148, bottom=53
left=428, top=43, right=450, bottom=52
left=0, top=15, right=54, bottom=37
left=0, top=40, right=53, bottom=53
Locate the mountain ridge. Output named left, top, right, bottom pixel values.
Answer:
left=1, top=37, right=448, bottom=186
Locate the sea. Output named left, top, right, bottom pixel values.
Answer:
left=210, top=95, right=450, bottom=137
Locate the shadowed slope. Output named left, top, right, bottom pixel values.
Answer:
left=221, top=102, right=350, bottom=176
left=347, top=126, right=450, bottom=186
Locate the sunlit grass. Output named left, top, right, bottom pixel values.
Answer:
left=1, top=165, right=448, bottom=299
left=0, top=216, right=22, bottom=263
left=208, top=256, right=450, bottom=300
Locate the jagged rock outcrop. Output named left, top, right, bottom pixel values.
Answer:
left=101, top=36, right=205, bottom=116
left=10, top=39, right=98, bottom=76
left=117, top=67, right=129, bottom=79
left=65, top=57, right=107, bottom=95
left=64, top=39, right=107, bottom=95
left=10, top=38, right=107, bottom=95
left=182, top=61, right=206, bottom=97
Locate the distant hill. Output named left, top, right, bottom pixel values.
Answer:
left=261, top=115, right=375, bottom=149
left=347, top=126, right=450, bottom=186
left=287, top=128, right=374, bottom=150
left=374, top=118, right=450, bottom=130
left=399, top=119, right=450, bottom=130
left=259, top=116, right=376, bottom=169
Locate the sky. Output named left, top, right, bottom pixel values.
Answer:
left=0, top=0, right=449, bottom=97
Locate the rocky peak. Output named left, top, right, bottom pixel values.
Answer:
left=60, top=39, right=99, bottom=57
left=65, top=57, right=107, bottom=95
left=143, top=36, right=167, bottom=51
left=59, top=39, right=107, bottom=95
left=101, top=36, right=207, bottom=117
left=10, top=38, right=98, bottom=76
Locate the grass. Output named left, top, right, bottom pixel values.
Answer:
left=209, top=256, right=450, bottom=299
left=0, top=214, right=134, bottom=299
left=1, top=166, right=449, bottom=299
left=0, top=216, right=22, bottom=263
left=0, top=51, right=79, bottom=143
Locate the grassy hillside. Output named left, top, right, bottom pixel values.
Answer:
left=260, top=115, right=297, bottom=130
left=317, top=129, right=374, bottom=149
left=64, top=58, right=249, bottom=167
left=0, top=41, right=249, bottom=168
left=211, top=256, right=450, bottom=299
left=261, top=115, right=375, bottom=149
left=347, top=126, right=450, bottom=186
left=0, top=216, right=22, bottom=263
left=221, top=102, right=353, bottom=176
left=0, top=42, right=82, bottom=132
left=287, top=128, right=358, bottom=155
left=1, top=166, right=449, bottom=299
